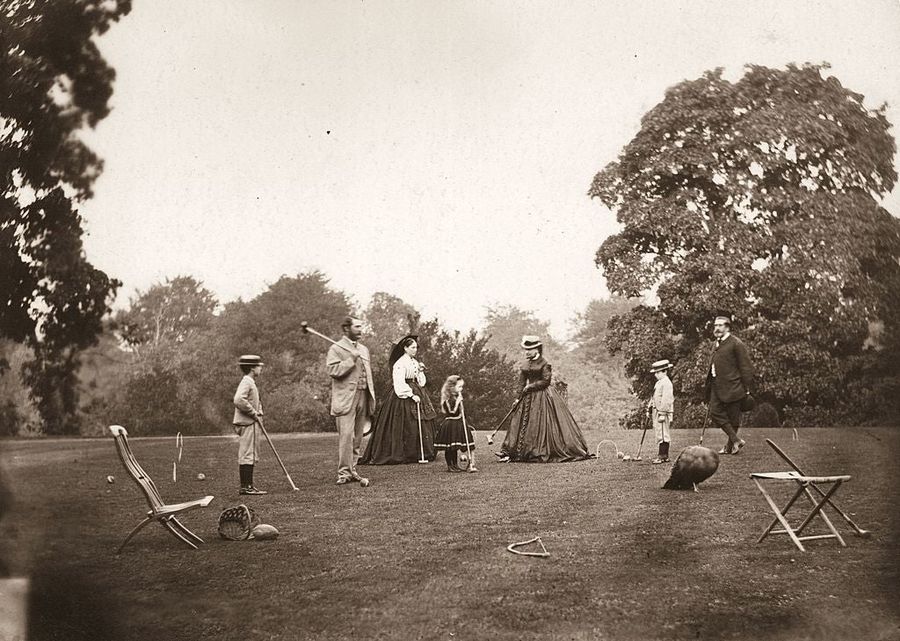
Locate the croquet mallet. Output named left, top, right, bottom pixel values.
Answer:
left=460, top=398, right=477, bottom=472
left=416, top=400, right=428, bottom=464
left=257, top=417, right=300, bottom=491
left=631, top=407, right=651, bottom=462
left=300, top=321, right=369, bottom=362
left=699, top=404, right=711, bottom=445
left=487, top=396, right=522, bottom=445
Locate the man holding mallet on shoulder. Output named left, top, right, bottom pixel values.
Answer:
left=327, top=317, right=376, bottom=486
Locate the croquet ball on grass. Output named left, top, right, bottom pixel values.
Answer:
left=359, top=478, right=370, bottom=487
left=251, top=524, right=279, bottom=541
left=616, top=451, right=624, bottom=459
left=106, top=475, right=115, bottom=484
left=196, top=473, right=206, bottom=481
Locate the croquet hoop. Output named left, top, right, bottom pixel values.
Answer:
left=507, top=536, right=549, bottom=557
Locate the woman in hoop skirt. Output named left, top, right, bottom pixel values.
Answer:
left=360, top=335, right=437, bottom=464
left=496, top=335, right=591, bottom=463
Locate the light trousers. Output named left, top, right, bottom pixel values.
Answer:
left=236, top=422, right=260, bottom=465
left=653, top=410, right=671, bottom=443
left=336, top=388, right=370, bottom=481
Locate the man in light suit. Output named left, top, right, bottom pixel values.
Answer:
left=705, top=315, right=755, bottom=455
left=327, top=317, right=376, bottom=485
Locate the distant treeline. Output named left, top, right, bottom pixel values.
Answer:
left=0, top=273, right=638, bottom=437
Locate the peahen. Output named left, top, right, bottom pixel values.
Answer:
left=663, top=445, right=719, bottom=492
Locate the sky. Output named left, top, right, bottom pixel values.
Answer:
left=78, top=0, right=900, bottom=339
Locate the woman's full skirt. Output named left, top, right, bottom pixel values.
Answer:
left=360, top=381, right=436, bottom=464
left=500, top=386, right=590, bottom=462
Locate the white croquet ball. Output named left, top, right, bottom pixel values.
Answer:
left=196, top=473, right=206, bottom=481
left=251, top=524, right=279, bottom=541
left=359, top=478, right=370, bottom=487
left=106, top=475, right=115, bottom=484
left=616, top=451, right=624, bottom=459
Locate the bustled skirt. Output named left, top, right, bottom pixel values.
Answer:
left=500, top=386, right=590, bottom=462
left=360, top=381, right=436, bottom=464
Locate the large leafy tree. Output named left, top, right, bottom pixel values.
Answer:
left=590, top=64, right=900, bottom=426
left=414, top=319, right=519, bottom=431
left=100, top=276, right=218, bottom=436
left=570, top=296, right=638, bottom=365
left=481, top=304, right=562, bottom=364
left=480, top=304, right=632, bottom=429
left=115, top=276, right=218, bottom=356
left=109, top=272, right=354, bottom=435
left=1, top=0, right=131, bottom=433
left=361, top=292, right=421, bottom=412
left=0, top=340, right=40, bottom=435
left=363, top=291, right=420, bottom=384
left=568, top=298, right=637, bottom=428
left=362, top=298, right=518, bottom=430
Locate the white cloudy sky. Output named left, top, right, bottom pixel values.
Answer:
left=79, top=0, right=900, bottom=338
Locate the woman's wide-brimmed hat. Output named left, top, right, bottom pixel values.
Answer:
left=649, top=359, right=673, bottom=373
left=521, top=335, right=542, bottom=350
left=239, top=354, right=264, bottom=367
left=389, top=334, right=419, bottom=368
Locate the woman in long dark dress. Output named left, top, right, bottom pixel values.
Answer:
left=497, top=335, right=591, bottom=463
left=360, top=335, right=437, bottom=464
left=434, top=375, right=478, bottom=472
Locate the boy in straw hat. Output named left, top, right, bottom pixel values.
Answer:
left=233, top=355, right=267, bottom=495
left=649, top=359, right=674, bottom=464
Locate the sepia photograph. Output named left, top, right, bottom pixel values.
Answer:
left=2, top=1, right=899, bottom=639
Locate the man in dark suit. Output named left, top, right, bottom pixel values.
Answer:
left=705, top=315, right=754, bottom=454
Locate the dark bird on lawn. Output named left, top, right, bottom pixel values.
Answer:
left=663, top=445, right=719, bottom=492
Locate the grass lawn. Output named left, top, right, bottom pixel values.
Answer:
left=1, top=426, right=898, bottom=641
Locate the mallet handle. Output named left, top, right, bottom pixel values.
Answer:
left=489, top=397, right=521, bottom=440
left=304, top=326, right=340, bottom=346
left=460, top=399, right=475, bottom=471
left=416, top=401, right=428, bottom=463
left=302, top=324, right=369, bottom=362
left=635, top=411, right=650, bottom=458
left=699, top=405, right=711, bottom=445
left=257, top=418, right=300, bottom=491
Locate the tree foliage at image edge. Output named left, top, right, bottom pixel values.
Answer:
left=590, top=63, right=900, bottom=427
